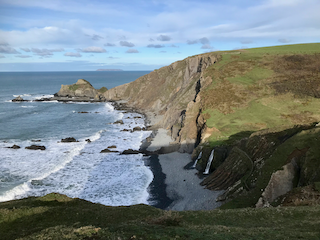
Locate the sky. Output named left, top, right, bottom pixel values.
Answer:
left=0, top=0, right=319, bottom=71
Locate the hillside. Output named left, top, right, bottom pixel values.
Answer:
left=104, top=43, right=320, bottom=208
left=1, top=193, right=319, bottom=239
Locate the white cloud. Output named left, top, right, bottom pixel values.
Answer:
left=30, top=48, right=64, bottom=57
left=79, top=46, right=107, bottom=53
left=91, top=34, right=104, bottom=41
left=20, top=47, right=31, bottom=52
left=15, top=55, right=32, bottom=58
left=157, top=35, right=171, bottom=41
left=64, top=52, right=82, bottom=57
left=120, top=41, right=135, bottom=47
left=147, top=44, right=165, bottom=48
left=199, top=37, right=210, bottom=45
left=201, top=44, right=213, bottom=50
left=104, top=43, right=116, bottom=47
left=187, top=40, right=198, bottom=45
left=0, top=45, right=20, bottom=54
left=126, top=49, right=139, bottom=53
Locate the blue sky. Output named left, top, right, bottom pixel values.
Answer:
left=0, top=0, right=319, bottom=71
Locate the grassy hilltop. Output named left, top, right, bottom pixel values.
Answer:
left=201, top=43, right=320, bottom=146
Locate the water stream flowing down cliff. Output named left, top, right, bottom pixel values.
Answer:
left=203, top=150, right=214, bottom=174
left=192, top=151, right=202, bottom=168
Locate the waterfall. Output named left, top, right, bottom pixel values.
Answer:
left=203, top=149, right=214, bottom=174
left=192, top=151, right=202, bottom=168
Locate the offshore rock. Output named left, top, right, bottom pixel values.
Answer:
left=121, top=149, right=141, bottom=154
left=12, top=96, right=29, bottom=102
left=100, top=148, right=119, bottom=153
left=61, top=137, right=78, bottom=143
left=56, top=79, right=98, bottom=98
left=7, top=144, right=21, bottom=149
left=25, top=145, right=46, bottom=150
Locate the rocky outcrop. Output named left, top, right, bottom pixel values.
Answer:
left=25, top=145, right=46, bottom=150
left=56, top=79, right=98, bottom=98
left=60, top=137, right=78, bottom=143
left=256, top=161, right=298, bottom=208
left=45, top=79, right=107, bottom=102
left=100, top=149, right=119, bottom=153
left=103, top=54, right=218, bottom=153
left=12, top=96, right=29, bottom=102
left=198, top=123, right=320, bottom=208
left=7, top=144, right=21, bottom=149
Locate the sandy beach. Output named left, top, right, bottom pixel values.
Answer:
left=146, top=125, right=224, bottom=211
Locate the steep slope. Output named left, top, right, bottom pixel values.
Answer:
left=104, top=43, right=320, bottom=208
left=104, top=54, right=218, bottom=152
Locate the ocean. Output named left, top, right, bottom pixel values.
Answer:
left=0, top=71, right=156, bottom=206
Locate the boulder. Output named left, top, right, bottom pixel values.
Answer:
left=61, top=137, right=78, bottom=143
left=256, top=161, right=299, bottom=208
left=7, top=144, right=21, bottom=149
left=108, top=145, right=117, bottom=148
left=114, top=120, right=124, bottom=124
left=12, top=96, right=28, bottom=102
left=121, top=149, right=141, bottom=154
left=100, top=148, right=119, bottom=153
left=25, top=145, right=46, bottom=150
left=132, top=126, right=142, bottom=132
left=85, top=139, right=91, bottom=143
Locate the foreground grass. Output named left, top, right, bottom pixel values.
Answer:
left=1, top=193, right=320, bottom=239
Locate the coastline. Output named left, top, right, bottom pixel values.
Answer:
left=135, top=106, right=224, bottom=211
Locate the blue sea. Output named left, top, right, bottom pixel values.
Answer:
left=0, top=71, right=155, bottom=206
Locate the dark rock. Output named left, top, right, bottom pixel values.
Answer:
left=85, top=139, right=91, bottom=143
left=114, top=120, right=124, bottom=124
left=78, top=111, right=89, bottom=113
left=7, top=144, right=21, bottom=149
left=31, top=140, right=41, bottom=142
left=108, top=145, right=117, bottom=148
left=121, top=149, right=141, bottom=154
left=132, top=126, right=142, bottom=132
left=121, top=129, right=130, bottom=132
left=100, top=148, right=119, bottom=153
left=12, top=96, right=29, bottom=102
left=61, top=137, right=78, bottom=143
left=25, top=145, right=46, bottom=150
left=134, top=116, right=142, bottom=119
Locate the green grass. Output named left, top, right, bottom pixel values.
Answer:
left=246, top=43, right=320, bottom=54
left=1, top=193, right=320, bottom=239
left=68, top=84, right=79, bottom=91
left=228, top=67, right=273, bottom=85
left=98, top=86, right=108, bottom=93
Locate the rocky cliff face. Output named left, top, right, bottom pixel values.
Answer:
left=56, top=79, right=103, bottom=100
left=103, top=44, right=320, bottom=208
left=104, top=54, right=218, bottom=153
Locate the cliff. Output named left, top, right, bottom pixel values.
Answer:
left=104, top=54, right=218, bottom=152
left=103, top=43, right=320, bottom=208
left=54, top=79, right=107, bottom=101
